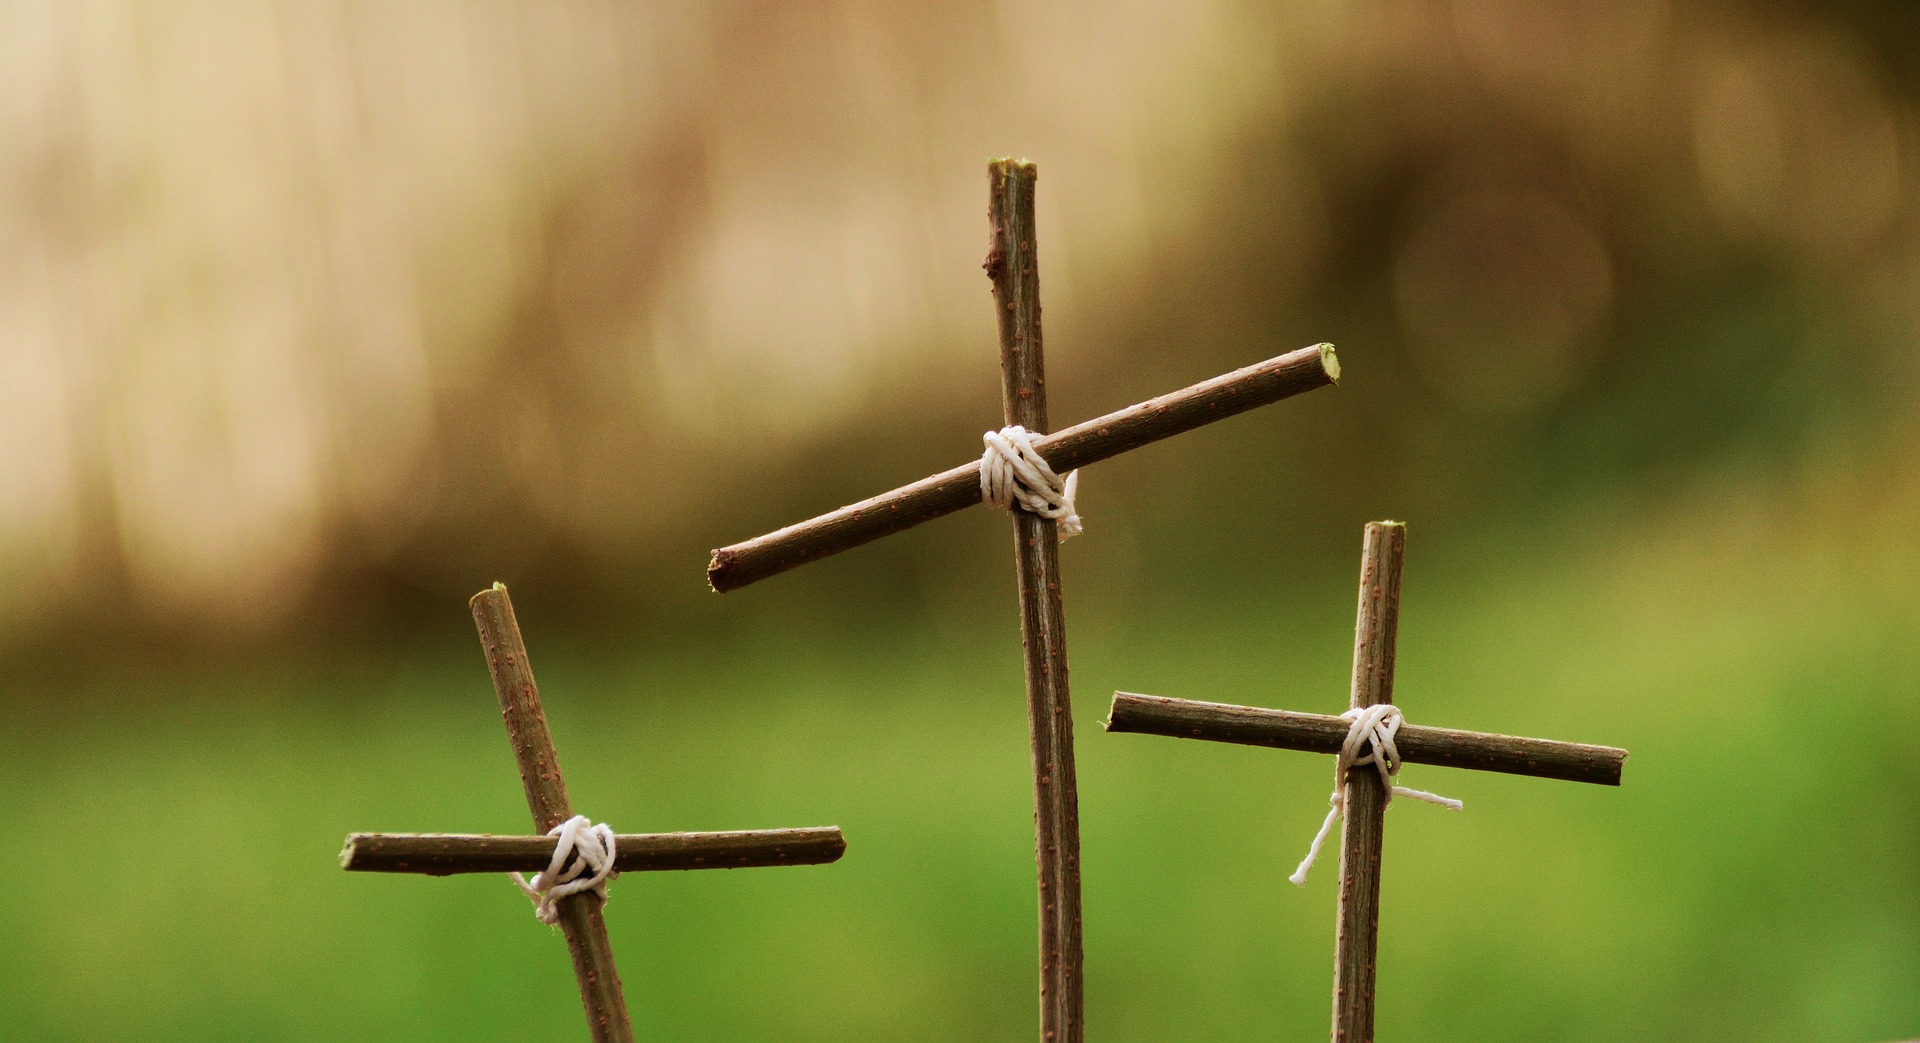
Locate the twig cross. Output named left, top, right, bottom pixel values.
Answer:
left=707, top=159, right=1338, bottom=1043
left=341, top=584, right=847, bottom=1043
left=1106, top=522, right=1628, bottom=1043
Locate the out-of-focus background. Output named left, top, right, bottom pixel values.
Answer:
left=3, top=2, right=1917, bottom=1039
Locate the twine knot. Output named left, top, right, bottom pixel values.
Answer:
left=1289, top=704, right=1461, bottom=886
left=510, top=814, right=618, bottom=924
left=981, top=425, right=1082, bottom=538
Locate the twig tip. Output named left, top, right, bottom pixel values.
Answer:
left=706, top=550, right=732, bottom=594
left=1318, top=343, right=1340, bottom=383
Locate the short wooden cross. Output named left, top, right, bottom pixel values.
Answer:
left=707, top=159, right=1338, bottom=1042
left=341, top=584, right=847, bottom=1043
left=1104, top=521, right=1627, bottom=1043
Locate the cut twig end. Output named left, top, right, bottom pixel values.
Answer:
left=470, top=583, right=507, bottom=611
left=339, top=835, right=360, bottom=870
left=1317, top=343, right=1340, bottom=383
left=706, top=549, right=736, bottom=594
left=1608, top=749, right=1629, bottom=785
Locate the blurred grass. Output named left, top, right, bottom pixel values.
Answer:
left=2, top=495, right=1916, bottom=1042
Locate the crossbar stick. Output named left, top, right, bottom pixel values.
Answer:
left=1101, top=522, right=1629, bottom=1043
left=1105, top=694, right=1626, bottom=786
left=706, top=342, right=1339, bottom=592
left=472, top=585, right=633, bottom=1043
left=342, top=827, right=848, bottom=875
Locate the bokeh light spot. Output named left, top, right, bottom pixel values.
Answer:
left=1392, top=185, right=1614, bottom=416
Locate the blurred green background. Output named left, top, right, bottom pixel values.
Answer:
left=3, top=1, right=1918, bottom=1039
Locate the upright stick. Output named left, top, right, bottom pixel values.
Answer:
left=989, top=158, right=1084, bottom=1043
left=1334, top=523, right=1405, bottom=1042
left=471, top=584, right=634, bottom=1043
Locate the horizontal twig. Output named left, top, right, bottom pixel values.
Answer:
left=340, top=827, right=847, bottom=875
left=1105, top=693, right=1625, bottom=786
left=707, top=343, right=1339, bottom=592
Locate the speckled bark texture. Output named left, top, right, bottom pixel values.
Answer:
left=341, top=827, right=847, bottom=874
left=1104, top=694, right=1625, bottom=786
left=1332, top=523, right=1404, bottom=1043
left=989, top=159, right=1085, bottom=1043
left=471, top=585, right=633, bottom=1043
left=704, top=343, right=1336, bottom=592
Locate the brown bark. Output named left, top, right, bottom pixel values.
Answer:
left=1332, top=522, right=1404, bottom=1043
left=471, top=584, right=633, bottom=1043
left=990, top=158, right=1084, bottom=1043
left=1104, top=694, right=1625, bottom=786
left=341, top=827, right=847, bottom=874
left=706, top=342, right=1337, bottom=592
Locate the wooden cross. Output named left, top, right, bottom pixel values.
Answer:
left=341, top=584, right=847, bottom=1043
left=1104, top=521, right=1628, bottom=1043
left=707, top=159, right=1339, bottom=1042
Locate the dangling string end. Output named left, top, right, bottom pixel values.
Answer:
left=1288, top=704, right=1461, bottom=885
left=1289, top=796, right=1343, bottom=886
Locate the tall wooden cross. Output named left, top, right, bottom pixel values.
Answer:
left=1105, top=521, right=1628, bottom=1043
left=341, top=584, right=847, bottom=1043
left=707, top=159, right=1339, bottom=1041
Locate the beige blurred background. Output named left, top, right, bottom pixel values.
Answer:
left=6, top=0, right=1914, bottom=652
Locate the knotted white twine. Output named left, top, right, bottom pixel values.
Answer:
left=510, top=814, right=618, bottom=924
left=981, top=425, right=1082, bottom=539
left=1289, top=704, right=1462, bottom=886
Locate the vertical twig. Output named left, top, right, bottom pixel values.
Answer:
left=1333, top=523, right=1405, bottom=1043
left=988, top=158, right=1085, bottom=1043
left=471, top=584, right=635, bottom=1043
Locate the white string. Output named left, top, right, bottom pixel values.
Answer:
left=1288, top=704, right=1462, bottom=886
left=509, top=814, right=619, bottom=924
left=981, top=425, right=1082, bottom=539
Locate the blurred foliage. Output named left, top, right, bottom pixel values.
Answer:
left=3, top=508, right=1916, bottom=1039
left=1, top=0, right=1917, bottom=644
